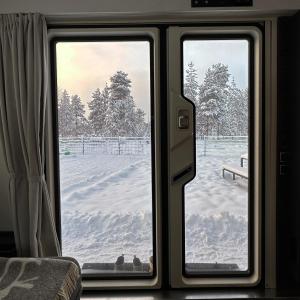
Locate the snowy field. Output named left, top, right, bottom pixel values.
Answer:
left=60, top=138, right=248, bottom=271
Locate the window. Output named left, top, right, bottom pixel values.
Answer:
left=183, top=38, right=251, bottom=275
left=49, top=25, right=262, bottom=288
left=50, top=29, right=161, bottom=286
left=167, top=26, right=262, bottom=287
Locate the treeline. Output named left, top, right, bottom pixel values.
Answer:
left=58, top=63, right=248, bottom=138
left=185, top=62, right=248, bottom=136
left=58, top=71, right=149, bottom=137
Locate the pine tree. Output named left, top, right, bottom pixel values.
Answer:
left=88, top=84, right=109, bottom=136
left=105, top=71, right=136, bottom=137
left=71, top=94, right=88, bottom=136
left=222, top=79, right=248, bottom=136
left=134, top=108, right=147, bottom=136
left=58, top=89, right=73, bottom=137
left=198, top=63, right=230, bottom=136
left=184, top=62, right=199, bottom=102
left=184, top=62, right=203, bottom=137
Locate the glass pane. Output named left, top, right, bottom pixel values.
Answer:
left=55, top=41, right=154, bottom=277
left=183, top=39, right=250, bottom=274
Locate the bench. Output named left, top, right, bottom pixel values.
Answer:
left=222, top=164, right=248, bottom=180
left=240, top=153, right=248, bottom=167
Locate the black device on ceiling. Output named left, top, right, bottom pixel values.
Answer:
left=191, top=0, right=253, bottom=7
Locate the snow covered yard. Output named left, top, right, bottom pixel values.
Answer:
left=185, top=139, right=248, bottom=270
left=59, top=139, right=248, bottom=270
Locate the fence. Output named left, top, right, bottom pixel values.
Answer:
left=197, top=136, right=248, bottom=156
left=59, top=136, right=248, bottom=156
left=59, top=137, right=151, bottom=156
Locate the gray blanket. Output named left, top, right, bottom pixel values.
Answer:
left=0, top=257, right=81, bottom=300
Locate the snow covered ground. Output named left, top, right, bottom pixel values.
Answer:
left=185, top=140, right=248, bottom=270
left=59, top=139, right=248, bottom=270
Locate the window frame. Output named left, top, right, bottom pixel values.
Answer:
left=47, top=27, right=162, bottom=290
left=45, top=23, right=269, bottom=290
left=181, top=34, right=254, bottom=278
left=167, top=25, right=263, bottom=288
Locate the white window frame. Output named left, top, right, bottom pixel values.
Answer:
left=43, top=21, right=278, bottom=290
left=47, top=27, right=162, bottom=290
left=167, top=26, right=263, bottom=287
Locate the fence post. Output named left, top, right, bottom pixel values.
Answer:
left=82, top=136, right=85, bottom=155
left=203, top=136, right=207, bottom=156
left=118, top=137, right=121, bottom=155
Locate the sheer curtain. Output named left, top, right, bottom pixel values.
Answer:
left=0, top=13, right=61, bottom=257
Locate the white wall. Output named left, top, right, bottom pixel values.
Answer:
left=0, top=0, right=299, bottom=15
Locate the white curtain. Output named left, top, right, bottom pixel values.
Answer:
left=0, top=13, right=61, bottom=257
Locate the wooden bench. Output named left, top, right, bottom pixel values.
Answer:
left=222, top=164, right=248, bottom=180
left=240, top=153, right=248, bottom=167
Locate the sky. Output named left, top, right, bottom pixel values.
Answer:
left=56, top=41, right=151, bottom=118
left=56, top=39, right=249, bottom=119
left=183, top=39, right=249, bottom=89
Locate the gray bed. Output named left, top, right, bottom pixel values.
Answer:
left=0, top=257, right=82, bottom=300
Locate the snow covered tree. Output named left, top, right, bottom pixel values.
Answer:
left=221, top=79, right=248, bottom=136
left=134, top=108, right=147, bottom=136
left=184, top=62, right=199, bottom=103
left=184, top=62, right=204, bottom=137
left=58, top=89, right=73, bottom=137
left=88, top=84, right=109, bottom=136
left=240, top=88, right=249, bottom=135
left=105, top=71, right=137, bottom=137
left=71, top=94, right=88, bottom=136
left=198, top=63, right=230, bottom=135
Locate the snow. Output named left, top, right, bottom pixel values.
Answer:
left=59, top=138, right=248, bottom=271
left=185, top=139, right=248, bottom=270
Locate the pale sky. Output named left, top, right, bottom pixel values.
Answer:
left=183, top=39, right=249, bottom=89
left=56, top=41, right=151, bottom=118
left=56, top=39, right=249, bottom=118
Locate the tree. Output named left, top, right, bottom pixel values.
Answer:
left=134, top=108, right=147, bottom=137
left=184, top=62, right=199, bottom=103
left=58, top=89, right=73, bottom=137
left=198, top=63, right=230, bottom=135
left=184, top=62, right=204, bottom=137
left=71, top=94, right=88, bottom=136
left=105, top=71, right=136, bottom=137
left=88, top=84, right=109, bottom=136
left=222, top=79, right=248, bottom=136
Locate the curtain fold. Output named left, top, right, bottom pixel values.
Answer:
left=0, top=13, right=61, bottom=257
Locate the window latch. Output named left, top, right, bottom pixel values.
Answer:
left=178, top=109, right=189, bottom=129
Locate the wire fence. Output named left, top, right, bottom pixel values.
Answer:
left=59, top=136, right=248, bottom=156
left=59, top=137, right=151, bottom=156
left=197, top=136, right=248, bottom=156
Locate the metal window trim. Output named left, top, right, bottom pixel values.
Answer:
left=167, top=25, right=263, bottom=287
left=46, top=27, right=162, bottom=290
